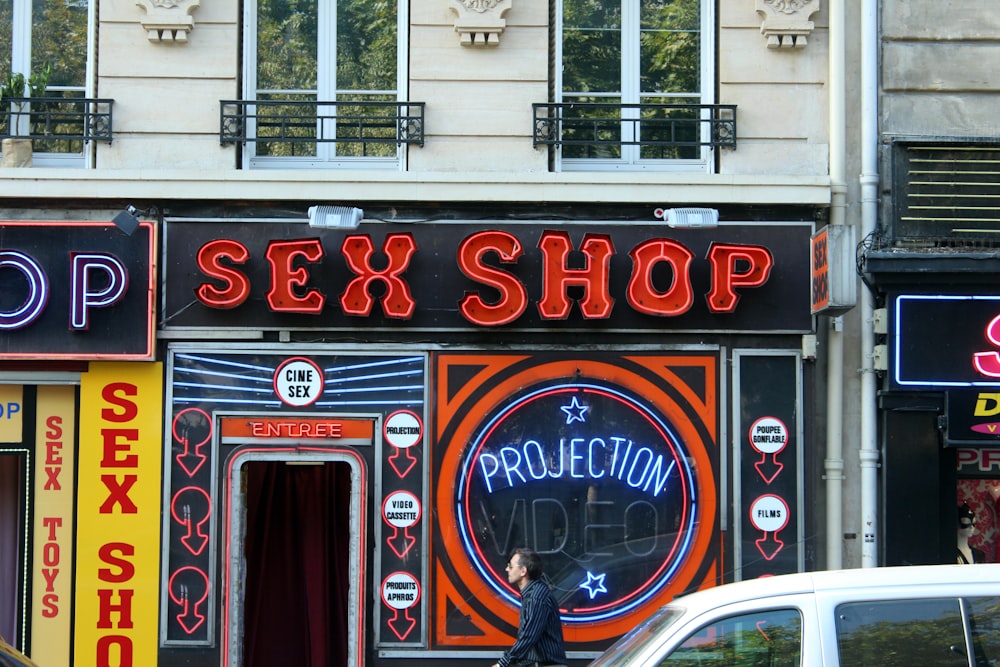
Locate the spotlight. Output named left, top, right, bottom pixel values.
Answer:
left=112, top=205, right=141, bottom=236
left=307, top=206, right=364, bottom=229
left=653, top=207, right=719, bottom=229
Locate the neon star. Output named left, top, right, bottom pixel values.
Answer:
left=579, top=571, right=607, bottom=599
left=560, top=396, right=589, bottom=424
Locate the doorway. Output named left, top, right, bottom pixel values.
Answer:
left=0, top=453, right=27, bottom=645
left=226, top=450, right=364, bottom=667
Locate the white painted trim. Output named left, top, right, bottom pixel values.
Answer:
left=0, top=170, right=831, bottom=205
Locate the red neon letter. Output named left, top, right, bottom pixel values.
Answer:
left=340, top=234, right=417, bottom=319
left=537, top=231, right=615, bottom=320
left=706, top=243, right=774, bottom=313
left=195, top=239, right=250, bottom=309
left=973, top=315, right=1000, bottom=377
left=265, top=239, right=326, bottom=314
left=457, top=230, right=528, bottom=326
left=627, top=239, right=695, bottom=316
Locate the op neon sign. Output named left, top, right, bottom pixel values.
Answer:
left=456, top=383, right=698, bottom=624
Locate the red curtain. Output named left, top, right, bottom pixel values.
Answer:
left=242, top=461, right=351, bottom=667
left=0, top=455, right=23, bottom=644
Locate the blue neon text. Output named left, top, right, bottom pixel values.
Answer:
left=478, top=436, right=675, bottom=496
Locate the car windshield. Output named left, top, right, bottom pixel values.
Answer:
left=587, top=606, right=685, bottom=667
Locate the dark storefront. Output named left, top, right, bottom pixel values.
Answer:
left=1, top=214, right=820, bottom=666
left=0, top=221, right=160, bottom=667
left=154, top=217, right=816, bottom=667
left=868, top=253, right=1000, bottom=568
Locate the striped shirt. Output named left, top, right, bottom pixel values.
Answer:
left=498, top=578, right=567, bottom=667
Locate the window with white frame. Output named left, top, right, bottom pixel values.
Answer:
left=556, top=0, right=716, bottom=172
left=241, top=0, right=407, bottom=169
left=0, top=0, right=90, bottom=165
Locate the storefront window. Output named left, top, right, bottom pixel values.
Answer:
left=0, top=453, right=26, bottom=644
left=956, top=482, right=999, bottom=564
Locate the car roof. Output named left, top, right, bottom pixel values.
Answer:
left=666, top=563, right=1000, bottom=613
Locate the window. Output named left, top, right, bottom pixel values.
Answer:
left=0, top=0, right=91, bottom=165
left=555, top=0, right=716, bottom=171
left=659, top=609, right=802, bottom=667
left=835, top=598, right=972, bottom=667
left=241, top=0, right=409, bottom=169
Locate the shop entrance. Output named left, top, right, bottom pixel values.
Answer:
left=226, top=450, right=363, bottom=667
left=0, top=452, right=27, bottom=645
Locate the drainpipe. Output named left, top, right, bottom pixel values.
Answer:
left=859, top=0, right=879, bottom=568
left=825, top=0, right=847, bottom=571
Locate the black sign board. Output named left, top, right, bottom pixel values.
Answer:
left=947, top=389, right=1000, bottom=446
left=162, top=221, right=812, bottom=333
left=738, top=353, right=800, bottom=579
left=0, top=221, right=155, bottom=359
left=891, top=294, right=1000, bottom=389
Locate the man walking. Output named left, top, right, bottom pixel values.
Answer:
left=492, top=548, right=567, bottom=667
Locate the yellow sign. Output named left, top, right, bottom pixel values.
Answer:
left=75, top=363, right=163, bottom=667
left=31, top=385, right=76, bottom=666
left=0, top=384, right=23, bottom=442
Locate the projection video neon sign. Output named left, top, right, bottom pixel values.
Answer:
left=456, top=383, right=698, bottom=623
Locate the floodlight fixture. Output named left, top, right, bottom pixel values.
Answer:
left=653, top=207, right=719, bottom=229
left=307, top=206, right=364, bottom=229
left=112, top=205, right=141, bottom=236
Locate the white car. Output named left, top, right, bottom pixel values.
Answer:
left=587, top=564, right=1000, bottom=667
left=0, top=636, right=37, bottom=667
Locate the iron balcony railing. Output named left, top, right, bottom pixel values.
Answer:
left=0, top=96, right=114, bottom=145
left=220, top=100, right=426, bottom=152
left=533, top=103, right=737, bottom=155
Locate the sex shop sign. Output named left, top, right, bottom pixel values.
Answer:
left=161, top=220, right=813, bottom=333
left=0, top=221, right=156, bottom=359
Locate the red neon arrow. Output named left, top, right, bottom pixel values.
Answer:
left=173, top=408, right=211, bottom=478
left=168, top=567, right=209, bottom=635
left=387, top=446, right=418, bottom=478
left=176, top=440, right=207, bottom=477
left=180, top=511, right=210, bottom=556
left=754, top=451, right=784, bottom=485
left=755, top=532, right=785, bottom=560
left=387, top=525, right=416, bottom=559
left=387, top=607, right=417, bottom=641
left=171, top=487, right=211, bottom=556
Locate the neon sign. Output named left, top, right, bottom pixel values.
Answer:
left=477, top=432, right=678, bottom=497
left=457, top=382, right=698, bottom=624
left=0, top=221, right=155, bottom=359
left=894, top=294, right=1000, bottom=387
left=192, top=229, right=774, bottom=323
left=974, top=314, right=1000, bottom=377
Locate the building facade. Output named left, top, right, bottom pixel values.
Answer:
left=0, top=1, right=871, bottom=666
left=864, top=1, right=1000, bottom=568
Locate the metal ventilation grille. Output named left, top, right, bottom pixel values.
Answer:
left=894, top=144, right=1000, bottom=243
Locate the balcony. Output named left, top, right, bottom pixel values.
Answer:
left=0, top=96, right=114, bottom=151
left=220, top=99, right=426, bottom=160
left=533, top=103, right=737, bottom=160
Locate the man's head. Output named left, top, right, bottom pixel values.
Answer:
left=505, top=548, right=542, bottom=589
